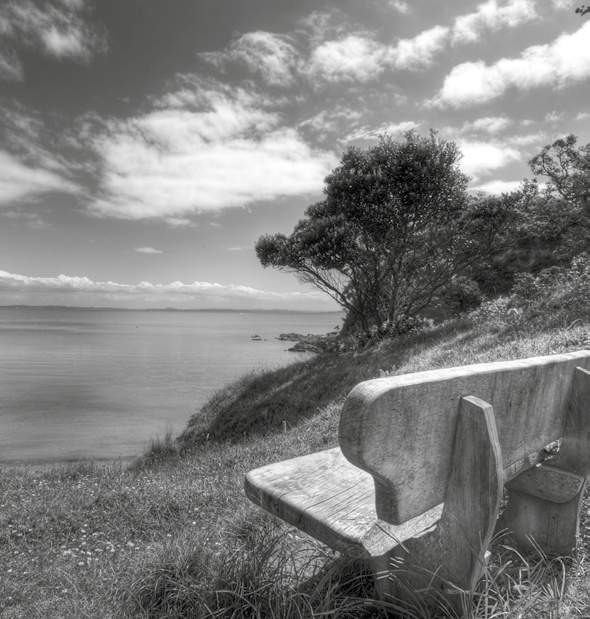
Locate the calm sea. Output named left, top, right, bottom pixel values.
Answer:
left=0, top=308, right=341, bottom=467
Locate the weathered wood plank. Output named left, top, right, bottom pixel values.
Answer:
left=400, top=396, right=503, bottom=592
left=244, top=447, right=442, bottom=558
left=554, top=367, right=590, bottom=475
left=497, top=482, right=587, bottom=555
left=339, top=351, right=590, bottom=525
left=245, top=446, right=550, bottom=559
left=505, top=464, right=586, bottom=503
left=498, top=367, right=590, bottom=555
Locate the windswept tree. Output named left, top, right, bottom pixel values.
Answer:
left=256, top=131, right=471, bottom=333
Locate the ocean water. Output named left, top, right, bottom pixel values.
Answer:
left=0, top=308, right=342, bottom=466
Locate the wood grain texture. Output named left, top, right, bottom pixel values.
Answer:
left=498, top=367, right=590, bottom=556
left=401, top=397, right=504, bottom=591
left=339, top=351, right=590, bottom=524
left=554, top=367, right=590, bottom=475
left=505, top=464, right=585, bottom=503
left=244, top=447, right=442, bottom=559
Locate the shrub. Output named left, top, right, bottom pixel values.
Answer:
left=470, top=254, right=590, bottom=331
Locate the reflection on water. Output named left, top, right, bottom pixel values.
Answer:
left=0, top=308, right=341, bottom=466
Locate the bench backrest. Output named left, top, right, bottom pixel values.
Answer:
left=339, top=350, right=590, bottom=525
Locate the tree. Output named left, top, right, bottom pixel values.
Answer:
left=529, top=134, right=590, bottom=212
left=256, top=131, right=471, bottom=333
left=576, top=5, right=590, bottom=15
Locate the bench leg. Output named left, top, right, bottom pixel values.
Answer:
left=397, top=396, right=504, bottom=594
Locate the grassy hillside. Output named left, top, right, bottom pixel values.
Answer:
left=1, top=313, right=589, bottom=618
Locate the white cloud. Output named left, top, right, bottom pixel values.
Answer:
left=135, top=247, right=164, bottom=254
left=347, top=120, right=420, bottom=141
left=458, top=140, right=521, bottom=179
left=200, top=31, right=299, bottom=87
left=389, top=25, right=450, bottom=70
left=544, top=111, right=564, bottom=123
left=551, top=0, right=572, bottom=9
left=505, top=131, right=548, bottom=147
left=0, top=150, right=80, bottom=205
left=0, top=0, right=107, bottom=79
left=0, top=48, right=23, bottom=80
left=389, top=1, right=411, bottom=14
left=453, top=0, right=537, bottom=45
left=307, top=35, right=387, bottom=83
left=299, top=107, right=362, bottom=141
left=575, top=112, right=590, bottom=121
left=88, top=80, right=338, bottom=222
left=0, top=270, right=336, bottom=310
left=434, top=21, right=590, bottom=107
left=460, top=116, right=513, bottom=134
left=305, top=24, right=450, bottom=84
left=470, top=179, right=523, bottom=194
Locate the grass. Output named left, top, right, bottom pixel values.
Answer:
left=1, top=315, right=589, bottom=618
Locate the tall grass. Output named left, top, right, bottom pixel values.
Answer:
left=1, top=314, right=588, bottom=618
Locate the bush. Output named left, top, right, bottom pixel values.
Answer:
left=440, top=276, right=483, bottom=315
left=470, top=254, right=590, bottom=331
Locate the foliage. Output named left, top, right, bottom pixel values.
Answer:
left=576, top=5, right=590, bottom=16
left=470, top=253, right=590, bottom=332
left=439, top=276, right=483, bottom=314
left=256, top=131, right=470, bottom=334
left=464, top=136, right=590, bottom=296
left=529, top=134, right=590, bottom=212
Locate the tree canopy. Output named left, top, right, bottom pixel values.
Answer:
left=256, top=131, right=472, bottom=333
left=528, top=134, right=590, bottom=213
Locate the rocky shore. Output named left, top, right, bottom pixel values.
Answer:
left=277, top=331, right=339, bottom=353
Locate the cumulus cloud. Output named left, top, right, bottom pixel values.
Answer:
left=0, top=270, right=336, bottom=310
left=458, top=140, right=521, bottom=179
left=0, top=0, right=107, bottom=80
left=434, top=21, right=590, bottom=107
left=88, top=79, right=338, bottom=222
left=306, top=35, right=387, bottom=83
left=470, top=179, right=523, bottom=194
left=452, top=0, right=537, bottom=44
left=388, top=26, right=450, bottom=70
left=389, top=1, right=411, bottom=14
left=551, top=0, right=572, bottom=9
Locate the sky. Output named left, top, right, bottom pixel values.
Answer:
left=1, top=0, right=589, bottom=310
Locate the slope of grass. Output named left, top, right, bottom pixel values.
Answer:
left=1, top=316, right=589, bottom=618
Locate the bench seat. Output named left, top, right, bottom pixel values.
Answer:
left=246, top=446, right=443, bottom=558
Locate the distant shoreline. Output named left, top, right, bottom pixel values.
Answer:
left=0, top=305, right=342, bottom=314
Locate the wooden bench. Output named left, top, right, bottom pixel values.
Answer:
left=245, top=351, right=590, bottom=597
